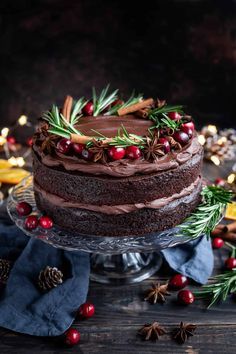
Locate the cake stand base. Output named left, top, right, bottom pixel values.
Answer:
left=90, top=252, right=163, bottom=284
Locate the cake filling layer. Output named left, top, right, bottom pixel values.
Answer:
left=33, top=136, right=201, bottom=178
left=34, top=176, right=201, bottom=215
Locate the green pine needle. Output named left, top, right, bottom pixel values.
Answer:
left=178, top=186, right=233, bottom=240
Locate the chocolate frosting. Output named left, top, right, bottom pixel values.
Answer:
left=33, top=136, right=202, bottom=177
left=34, top=176, right=201, bottom=215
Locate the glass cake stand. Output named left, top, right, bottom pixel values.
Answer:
left=7, top=176, right=202, bottom=285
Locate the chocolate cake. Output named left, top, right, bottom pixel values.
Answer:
left=32, top=87, right=203, bottom=236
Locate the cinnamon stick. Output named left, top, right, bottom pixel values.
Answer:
left=223, top=222, right=236, bottom=233
left=136, top=108, right=149, bottom=118
left=62, top=95, right=73, bottom=121
left=117, top=98, right=154, bottom=116
left=70, top=134, right=93, bottom=144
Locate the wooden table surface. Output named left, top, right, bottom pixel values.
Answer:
left=0, top=161, right=235, bottom=354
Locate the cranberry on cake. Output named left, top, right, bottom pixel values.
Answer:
left=32, top=86, right=203, bottom=236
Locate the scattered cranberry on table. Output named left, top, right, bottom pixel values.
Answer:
left=24, top=215, right=38, bottom=230
left=158, top=137, right=171, bottom=154
left=56, top=138, right=72, bottom=154
left=78, top=302, right=95, bottom=318
left=82, top=101, right=94, bottom=116
left=6, top=136, right=16, bottom=144
left=212, top=237, right=224, bottom=249
left=26, top=137, right=33, bottom=146
left=16, top=202, right=32, bottom=216
left=168, top=274, right=188, bottom=290
left=178, top=289, right=195, bottom=305
left=73, top=143, right=85, bottom=155
left=81, top=148, right=94, bottom=161
left=214, top=178, right=225, bottom=187
left=108, top=146, right=126, bottom=160
left=125, top=146, right=141, bottom=159
left=168, top=112, right=182, bottom=121
left=225, top=257, right=236, bottom=270
left=39, top=216, right=53, bottom=229
left=64, top=328, right=81, bottom=346
left=173, top=131, right=190, bottom=146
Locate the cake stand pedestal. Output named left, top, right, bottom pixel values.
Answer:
left=7, top=176, right=199, bottom=285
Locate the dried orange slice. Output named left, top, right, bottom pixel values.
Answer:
left=0, top=168, right=30, bottom=184
left=225, top=202, right=236, bottom=221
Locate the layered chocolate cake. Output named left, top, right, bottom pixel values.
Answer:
left=32, top=87, right=203, bottom=236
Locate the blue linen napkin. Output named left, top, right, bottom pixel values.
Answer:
left=0, top=221, right=213, bottom=336
left=0, top=223, right=90, bottom=336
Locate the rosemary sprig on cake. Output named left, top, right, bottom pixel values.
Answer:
left=105, top=92, right=143, bottom=116
left=178, top=186, right=233, bottom=239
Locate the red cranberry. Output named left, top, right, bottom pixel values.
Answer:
left=82, top=101, right=94, bottom=116
left=181, top=125, right=193, bottom=138
left=168, top=112, right=182, bottom=121
left=57, top=138, right=72, bottom=154
left=158, top=137, right=171, bottom=154
left=108, top=146, right=126, bottom=160
left=24, top=215, right=38, bottom=230
left=7, top=136, right=16, bottom=144
left=214, top=178, right=225, bottom=187
left=212, top=237, right=224, bottom=249
left=64, top=328, right=81, bottom=346
left=26, top=137, right=33, bottom=146
left=81, top=148, right=94, bottom=161
left=16, top=202, right=32, bottom=216
left=225, top=257, right=236, bottom=270
left=73, top=143, right=85, bottom=155
left=173, top=131, right=190, bottom=146
left=125, top=146, right=141, bottom=159
left=78, top=302, right=95, bottom=318
left=178, top=290, right=195, bottom=305
left=169, top=274, right=188, bottom=290
left=39, top=216, right=53, bottom=229
left=182, top=121, right=195, bottom=132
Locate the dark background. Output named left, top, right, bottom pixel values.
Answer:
left=0, top=0, right=235, bottom=132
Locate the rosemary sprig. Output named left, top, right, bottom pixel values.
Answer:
left=178, top=186, right=233, bottom=240
left=70, top=97, right=87, bottom=125
left=43, top=103, right=83, bottom=139
left=193, top=269, right=236, bottom=308
left=107, top=125, right=145, bottom=148
left=148, top=105, right=184, bottom=130
left=92, top=84, right=119, bottom=116
left=105, top=92, right=143, bottom=116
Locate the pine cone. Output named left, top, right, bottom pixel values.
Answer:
left=0, top=259, right=11, bottom=283
left=38, top=266, right=63, bottom=291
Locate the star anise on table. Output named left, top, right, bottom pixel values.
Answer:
left=172, top=321, right=197, bottom=344
left=144, top=136, right=165, bottom=161
left=144, top=282, right=170, bottom=304
left=138, top=322, right=166, bottom=341
left=88, top=139, right=109, bottom=163
left=166, top=136, right=182, bottom=152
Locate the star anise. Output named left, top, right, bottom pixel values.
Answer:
left=41, top=134, right=59, bottom=154
left=156, top=98, right=166, bottom=108
left=144, top=136, right=165, bottom=161
left=172, top=322, right=197, bottom=344
left=166, top=136, right=182, bottom=152
left=138, top=322, right=166, bottom=341
left=144, top=282, right=170, bottom=304
left=89, top=139, right=109, bottom=163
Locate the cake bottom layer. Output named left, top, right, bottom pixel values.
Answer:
left=34, top=179, right=202, bottom=237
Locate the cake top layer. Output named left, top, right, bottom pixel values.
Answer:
left=33, top=85, right=199, bottom=171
